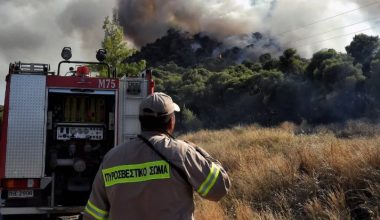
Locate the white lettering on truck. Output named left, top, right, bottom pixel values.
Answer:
left=98, top=79, right=116, bottom=89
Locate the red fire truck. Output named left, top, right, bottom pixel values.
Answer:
left=0, top=48, right=154, bottom=219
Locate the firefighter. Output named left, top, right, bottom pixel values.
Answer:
left=84, top=92, right=230, bottom=220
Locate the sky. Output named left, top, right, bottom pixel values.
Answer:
left=0, top=0, right=379, bottom=104
left=0, top=0, right=116, bottom=104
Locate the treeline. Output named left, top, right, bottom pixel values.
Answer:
left=149, top=34, right=380, bottom=131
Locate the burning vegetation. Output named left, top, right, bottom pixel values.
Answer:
left=125, top=29, right=380, bottom=131
left=127, top=29, right=279, bottom=68
left=114, top=0, right=380, bottom=130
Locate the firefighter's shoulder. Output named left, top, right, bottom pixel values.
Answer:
left=101, top=138, right=140, bottom=165
left=149, top=135, right=192, bottom=162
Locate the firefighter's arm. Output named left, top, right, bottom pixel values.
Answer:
left=83, top=164, right=109, bottom=220
left=182, top=143, right=231, bottom=201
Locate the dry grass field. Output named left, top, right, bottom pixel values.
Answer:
left=181, top=121, right=380, bottom=219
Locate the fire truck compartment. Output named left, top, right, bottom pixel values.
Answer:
left=45, top=91, right=116, bottom=205
left=5, top=74, right=47, bottom=178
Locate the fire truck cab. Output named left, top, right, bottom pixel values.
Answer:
left=0, top=48, right=154, bottom=218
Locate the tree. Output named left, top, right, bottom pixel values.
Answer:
left=345, top=34, right=380, bottom=75
left=242, top=60, right=262, bottom=72
left=366, top=57, right=380, bottom=117
left=100, top=12, right=146, bottom=77
left=305, top=49, right=366, bottom=123
left=179, top=106, right=203, bottom=131
left=306, top=49, right=338, bottom=79
left=279, top=48, right=307, bottom=75
left=259, top=53, right=279, bottom=70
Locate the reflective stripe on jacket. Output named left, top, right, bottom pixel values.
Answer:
left=84, top=131, right=230, bottom=220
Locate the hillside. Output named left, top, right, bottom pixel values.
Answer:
left=139, top=33, right=380, bottom=132
left=179, top=122, right=380, bottom=219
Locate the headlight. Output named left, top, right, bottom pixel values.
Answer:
left=96, top=49, right=107, bottom=62
left=61, top=47, right=72, bottom=61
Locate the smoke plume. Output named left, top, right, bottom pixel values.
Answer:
left=118, top=0, right=380, bottom=57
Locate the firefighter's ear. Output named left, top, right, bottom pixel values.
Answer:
left=167, top=113, right=176, bottom=134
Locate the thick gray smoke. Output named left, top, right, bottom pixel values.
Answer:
left=118, top=0, right=380, bottom=57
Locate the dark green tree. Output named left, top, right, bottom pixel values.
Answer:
left=259, top=53, right=279, bottom=70
left=306, top=49, right=338, bottom=79
left=345, top=34, right=380, bottom=75
left=279, top=48, right=307, bottom=75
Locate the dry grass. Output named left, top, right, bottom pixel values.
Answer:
left=180, top=122, right=380, bottom=219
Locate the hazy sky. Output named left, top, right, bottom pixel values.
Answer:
left=0, top=0, right=379, bottom=104
left=0, top=0, right=116, bottom=103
